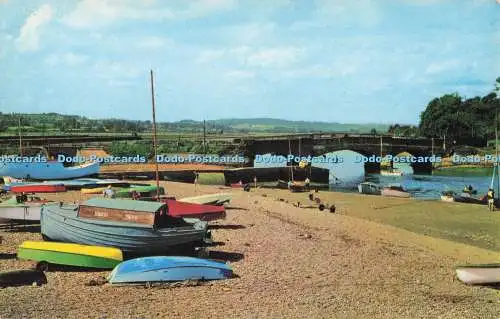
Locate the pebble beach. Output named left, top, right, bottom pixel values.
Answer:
left=0, top=181, right=499, bottom=319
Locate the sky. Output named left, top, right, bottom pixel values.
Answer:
left=0, top=0, right=498, bottom=124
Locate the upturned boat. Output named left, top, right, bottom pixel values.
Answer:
left=11, top=184, right=66, bottom=193
left=381, top=184, right=410, bottom=198
left=0, top=161, right=99, bottom=180
left=17, top=241, right=123, bottom=270
left=40, top=198, right=210, bottom=255
left=163, top=200, right=225, bottom=221
left=0, top=196, right=51, bottom=221
left=178, top=193, right=232, bottom=206
left=108, top=256, right=233, bottom=284
left=358, top=182, right=381, bottom=195
left=455, top=263, right=500, bottom=285
left=114, top=185, right=165, bottom=198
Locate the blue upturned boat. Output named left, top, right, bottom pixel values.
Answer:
left=108, top=256, right=233, bottom=284
left=0, top=161, right=99, bottom=180
left=40, top=198, right=210, bottom=255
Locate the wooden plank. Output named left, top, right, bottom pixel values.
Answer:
left=78, top=205, right=156, bottom=225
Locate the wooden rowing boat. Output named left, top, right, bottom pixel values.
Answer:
left=40, top=198, right=210, bottom=255
left=455, top=263, right=500, bottom=285
left=17, top=241, right=123, bottom=269
left=108, top=256, right=233, bottom=284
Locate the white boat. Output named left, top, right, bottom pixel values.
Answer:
left=380, top=169, right=404, bottom=176
left=381, top=184, right=410, bottom=198
left=0, top=196, right=49, bottom=221
left=358, top=182, right=381, bottom=195
left=440, top=195, right=455, bottom=202
left=455, top=264, right=500, bottom=285
left=178, top=193, right=232, bottom=206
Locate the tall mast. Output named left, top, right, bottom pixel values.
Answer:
left=18, top=115, right=23, bottom=156
left=203, top=119, right=206, bottom=154
left=150, top=70, right=160, bottom=201
left=288, top=138, right=294, bottom=181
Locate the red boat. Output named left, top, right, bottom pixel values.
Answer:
left=10, top=184, right=66, bottom=193
left=165, top=199, right=226, bottom=221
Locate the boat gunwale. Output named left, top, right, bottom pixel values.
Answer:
left=18, top=242, right=123, bottom=261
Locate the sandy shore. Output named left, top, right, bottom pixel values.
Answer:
left=0, top=182, right=499, bottom=318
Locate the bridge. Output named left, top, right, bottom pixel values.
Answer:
left=231, top=133, right=449, bottom=174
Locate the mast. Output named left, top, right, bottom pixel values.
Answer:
left=18, top=115, right=23, bottom=156
left=203, top=119, right=206, bottom=154
left=150, top=70, right=160, bottom=201
left=288, top=138, right=294, bottom=181
left=496, top=106, right=499, bottom=198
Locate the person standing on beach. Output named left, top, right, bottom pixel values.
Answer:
left=194, top=171, right=199, bottom=191
left=487, top=188, right=495, bottom=211
left=103, top=185, right=114, bottom=198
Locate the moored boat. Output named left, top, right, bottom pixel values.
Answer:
left=455, top=263, right=500, bottom=285
left=40, top=198, right=210, bottom=255
left=178, top=193, right=232, bottom=206
left=17, top=241, right=123, bottom=269
left=107, top=256, right=233, bottom=284
left=358, top=182, right=381, bottom=195
left=381, top=184, right=410, bottom=198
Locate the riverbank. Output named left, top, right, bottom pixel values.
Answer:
left=0, top=182, right=499, bottom=318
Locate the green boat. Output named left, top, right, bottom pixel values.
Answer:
left=17, top=241, right=123, bottom=270
left=114, top=185, right=165, bottom=198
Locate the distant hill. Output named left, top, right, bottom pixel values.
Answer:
left=0, top=113, right=390, bottom=134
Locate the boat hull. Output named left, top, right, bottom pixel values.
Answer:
left=0, top=205, right=42, bottom=221
left=40, top=203, right=208, bottom=254
left=381, top=189, right=410, bottom=198
left=11, top=184, right=66, bottom=193
left=178, top=193, right=232, bottom=206
left=17, top=241, right=122, bottom=269
left=455, top=264, right=500, bottom=285
left=358, top=183, right=381, bottom=195
left=164, top=200, right=226, bottom=221
left=108, top=256, right=233, bottom=284
left=0, top=162, right=99, bottom=180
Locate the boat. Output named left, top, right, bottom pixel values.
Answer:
left=17, top=241, right=123, bottom=270
left=0, top=195, right=51, bottom=221
left=107, top=256, right=233, bottom=284
left=178, top=193, right=232, bottom=206
left=380, top=169, right=404, bottom=176
left=11, top=184, right=66, bottom=193
left=114, top=185, right=165, bottom=198
left=277, top=180, right=307, bottom=192
left=381, top=184, right=410, bottom=198
left=80, top=186, right=108, bottom=194
left=358, top=182, right=381, bottom=195
left=455, top=263, right=500, bottom=285
left=163, top=200, right=225, bottom=221
left=0, top=161, right=99, bottom=180
left=40, top=198, right=210, bottom=255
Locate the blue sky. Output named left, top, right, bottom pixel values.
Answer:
left=0, top=0, right=498, bottom=124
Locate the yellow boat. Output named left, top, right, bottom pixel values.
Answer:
left=17, top=241, right=123, bottom=270
left=81, top=187, right=107, bottom=194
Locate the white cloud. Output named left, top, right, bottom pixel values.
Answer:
left=45, top=53, right=89, bottom=66
left=196, top=49, right=226, bottom=64
left=93, top=60, right=142, bottom=79
left=425, top=59, right=461, bottom=74
left=62, top=0, right=174, bottom=28
left=15, top=4, right=53, bottom=52
left=247, top=47, right=304, bottom=68
left=226, top=70, right=255, bottom=80
left=137, top=36, right=173, bottom=49
left=195, top=45, right=304, bottom=68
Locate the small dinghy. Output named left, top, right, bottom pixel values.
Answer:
left=0, top=269, right=47, bottom=288
left=455, top=263, right=500, bottom=285
left=17, top=241, right=123, bottom=270
left=178, top=193, right=232, bottom=206
left=108, top=256, right=233, bottom=284
left=11, top=184, right=66, bottom=193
